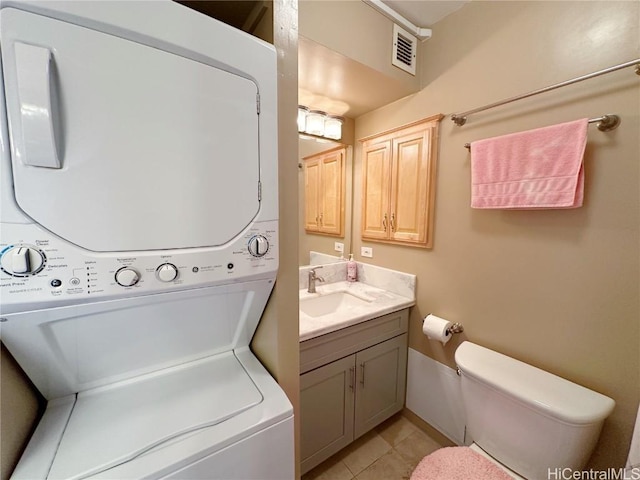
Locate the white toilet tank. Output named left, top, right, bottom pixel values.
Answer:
left=455, top=341, right=615, bottom=480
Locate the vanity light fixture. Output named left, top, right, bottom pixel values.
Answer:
left=298, top=105, right=344, bottom=141
left=305, top=110, right=326, bottom=136
left=297, top=106, right=309, bottom=132
left=324, top=115, right=343, bottom=140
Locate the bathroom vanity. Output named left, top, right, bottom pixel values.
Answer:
left=298, top=263, right=415, bottom=475
left=300, top=308, right=409, bottom=474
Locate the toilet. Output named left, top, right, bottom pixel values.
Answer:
left=412, top=341, right=615, bottom=480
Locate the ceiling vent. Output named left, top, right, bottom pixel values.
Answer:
left=392, top=24, right=417, bottom=76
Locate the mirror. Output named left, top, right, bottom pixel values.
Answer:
left=297, top=30, right=395, bottom=267
left=298, top=118, right=354, bottom=266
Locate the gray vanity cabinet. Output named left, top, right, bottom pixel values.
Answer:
left=300, top=309, right=409, bottom=474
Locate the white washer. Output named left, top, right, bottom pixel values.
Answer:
left=0, top=1, right=293, bottom=478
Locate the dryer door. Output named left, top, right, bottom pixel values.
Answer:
left=1, top=9, right=261, bottom=252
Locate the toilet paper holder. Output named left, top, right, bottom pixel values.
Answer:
left=425, top=313, right=464, bottom=336
left=447, top=322, right=464, bottom=335
left=447, top=322, right=465, bottom=335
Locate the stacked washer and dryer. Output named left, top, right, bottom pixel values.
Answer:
left=0, top=1, right=294, bottom=478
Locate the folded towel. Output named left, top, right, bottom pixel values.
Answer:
left=470, top=118, right=588, bottom=209
left=410, top=446, right=514, bottom=480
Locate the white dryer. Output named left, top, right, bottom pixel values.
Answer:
left=0, top=1, right=293, bottom=479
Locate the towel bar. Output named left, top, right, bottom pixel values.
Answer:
left=451, top=58, right=639, bottom=126
left=463, top=114, right=620, bottom=150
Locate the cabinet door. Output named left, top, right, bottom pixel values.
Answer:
left=300, top=355, right=355, bottom=474
left=304, top=157, right=321, bottom=232
left=361, top=140, right=391, bottom=240
left=389, top=128, right=431, bottom=245
left=354, top=334, right=407, bottom=439
left=303, top=146, right=346, bottom=236
left=319, top=149, right=345, bottom=236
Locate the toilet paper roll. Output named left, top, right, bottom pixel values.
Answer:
left=423, top=314, right=453, bottom=345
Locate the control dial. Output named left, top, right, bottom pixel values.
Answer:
left=115, top=267, right=140, bottom=287
left=248, top=235, right=269, bottom=257
left=156, top=263, right=178, bottom=282
left=0, top=245, right=46, bottom=277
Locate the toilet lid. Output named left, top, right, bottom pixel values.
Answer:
left=48, top=352, right=262, bottom=480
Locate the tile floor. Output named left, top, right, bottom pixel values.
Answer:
left=301, top=414, right=443, bottom=480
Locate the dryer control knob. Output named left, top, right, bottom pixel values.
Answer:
left=0, top=245, right=45, bottom=277
left=156, top=263, right=178, bottom=282
left=115, top=267, right=140, bottom=287
left=248, top=235, right=269, bottom=257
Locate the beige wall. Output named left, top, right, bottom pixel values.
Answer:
left=251, top=0, right=301, bottom=477
left=0, top=346, right=42, bottom=480
left=353, top=1, right=639, bottom=470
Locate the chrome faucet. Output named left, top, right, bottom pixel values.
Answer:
left=307, top=267, right=325, bottom=293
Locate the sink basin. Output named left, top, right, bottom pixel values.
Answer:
left=300, top=291, right=371, bottom=318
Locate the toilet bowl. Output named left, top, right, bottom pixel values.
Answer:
left=412, top=341, right=615, bottom=480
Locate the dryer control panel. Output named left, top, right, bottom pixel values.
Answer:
left=0, top=220, right=277, bottom=314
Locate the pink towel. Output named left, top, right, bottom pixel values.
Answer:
left=470, top=118, right=588, bottom=209
left=410, top=446, right=514, bottom=480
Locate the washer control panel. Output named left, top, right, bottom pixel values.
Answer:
left=0, top=220, right=277, bottom=313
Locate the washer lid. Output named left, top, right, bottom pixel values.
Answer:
left=455, top=341, right=615, bottom=426
left=48, top=352, right=262, bottom=480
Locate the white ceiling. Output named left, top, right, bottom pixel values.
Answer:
left=381, top=1, right=468, bottom=27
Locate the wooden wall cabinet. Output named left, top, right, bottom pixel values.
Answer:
left=300, top=310, right=409, bottom=474
left=360, top=114, right=443, bottom=248
left=303, top=146, right=346, bottom=236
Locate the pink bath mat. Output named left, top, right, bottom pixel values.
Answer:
left=410, top=446, right=514, bottom=480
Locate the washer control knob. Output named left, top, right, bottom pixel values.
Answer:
left=115, top=267, right=140, bottom=287
left=248, top=235, right=269, bottom=257
left=0, top=245, right=45, bottom=277
left=156, top=263, right=178, bottom=282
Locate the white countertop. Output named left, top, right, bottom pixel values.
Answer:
left=299, top=281, right=415, bottom=342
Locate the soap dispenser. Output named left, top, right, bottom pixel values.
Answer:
left=347, top=254, right=357, bottom=282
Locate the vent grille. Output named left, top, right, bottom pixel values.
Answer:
left=391, top=24, right=417, bottom=75
left=396, top=33, right=413, bottom=66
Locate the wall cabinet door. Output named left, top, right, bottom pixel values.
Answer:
left=360, top=114, right=442, bottom=248
left=361, top=140, right=391, bottom=240
left=354, top=334, right=408, bottom=439
left=303, top=146, right=346, bottom=236
left=304, top=158, right=321, bottom=232
left=300, top=355, right=355, bottom=474
left=390, top=130, right=430, bottom=244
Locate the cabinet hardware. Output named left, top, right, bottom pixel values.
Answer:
left=391, top=213, right=396, bottom=232
left=360, top=363, right=365, bottom=387
left=349, top=366, right=355, bottom=391
left=382, top=214, right=388, bottom=232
